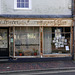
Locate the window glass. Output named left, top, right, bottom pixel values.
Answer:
left=43, top=27, right=71, bottom=54
left=15, top=27, right=40, bottom=56
left=0, top=29, right=8, bottom=48
left=43, top=28, right=52, bottom=54
left=17, top=0, right=29, bottom=8
left=65, top=27, right=71, bottom=32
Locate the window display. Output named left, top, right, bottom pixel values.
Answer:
left=53, top=29, right=67, bottom=49
left=15, top=27, right=40, bottom=56
left=52, top=27, right=71, bottom=54
left=9, top=27, right=71, bottom=57
left=43, top=27, right=71, bottom=54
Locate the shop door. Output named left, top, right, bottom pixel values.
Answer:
left=0, top=28, right=9, bottom=57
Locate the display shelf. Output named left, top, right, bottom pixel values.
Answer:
left=15, top=44, right=39, bottom=46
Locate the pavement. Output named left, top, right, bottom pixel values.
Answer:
left=0, top=60, right=75, bottom=74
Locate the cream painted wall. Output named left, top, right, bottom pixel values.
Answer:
left=1, top=0, right=72, bottom=15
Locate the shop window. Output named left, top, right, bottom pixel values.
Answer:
left=14, top=0, right=32, bottom=10
left=15, top=27, right=40, bottom=56
left=43, top=28, right=52, bottom=54
left=52, top=27, right=56, bottom=32
left=43, top=27, right=71, bottom=54
left=65, top=27, right=71, bottom=32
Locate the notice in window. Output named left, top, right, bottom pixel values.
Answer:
left=11, top=38, right=13, bottom=43
left=65, top=46, right=69, bottom=51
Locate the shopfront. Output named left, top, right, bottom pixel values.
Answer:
left=0, top=18, right=73, bottom=59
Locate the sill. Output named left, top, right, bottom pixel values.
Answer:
left=52, top=53, right=71, bottom=54
left=43, top=54, right=72, bottom=58
left=10, top=54, right=72, bottom=58
left=14, top=8, right=32, bottom=11
left=14, top=56, right=41, bottom=58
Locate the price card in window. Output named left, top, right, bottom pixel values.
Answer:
left=11, top=38, right=13, bottom=43
left=65, top=46, right=69, bottom=51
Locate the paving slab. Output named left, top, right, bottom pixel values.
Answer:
left=0, top=60, right=75, bottom=74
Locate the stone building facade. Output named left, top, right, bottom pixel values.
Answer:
left=0, top=0, right=73, bottom=61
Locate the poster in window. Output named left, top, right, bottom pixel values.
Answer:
left=65, top=46, right=69, bottom=51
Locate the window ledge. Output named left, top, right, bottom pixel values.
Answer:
left=14, top=8, right=32, bottom=11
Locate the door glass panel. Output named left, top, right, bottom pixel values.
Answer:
left=0, top=29, right=8, bottom=48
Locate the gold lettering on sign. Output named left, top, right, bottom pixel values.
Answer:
left=54, top=20, right=67, bottom=26
left=0, top=19, right=72, bottom=26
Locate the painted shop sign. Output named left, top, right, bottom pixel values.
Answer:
left=0, top=18, right=72, bottom=26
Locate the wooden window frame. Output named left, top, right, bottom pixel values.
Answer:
left=42, top=26, right=73, bottom=57
left=13, top=26, right=40, bottom=57
left=9, top=26, right=73, bottom=58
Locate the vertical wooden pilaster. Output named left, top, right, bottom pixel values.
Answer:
left=74, top=24, right=75, bottom=59
left=71, top=25, right=73, bottom=54
left=13, top=27, right=15, bottom=57
left=72, top=0, right=75, bottom=59
left=9, top=27, right=10, bottom=57
left=40, top=26, right=43, bottom=57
